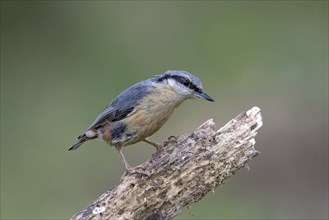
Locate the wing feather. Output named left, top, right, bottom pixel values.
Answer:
left=87, top=79, right=154, bottom=129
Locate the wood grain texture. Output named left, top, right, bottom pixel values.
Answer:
left=71, top=106, right=263, bottom=220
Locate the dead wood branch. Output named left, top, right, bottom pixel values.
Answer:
left=71, top=106, right=263, bottom=220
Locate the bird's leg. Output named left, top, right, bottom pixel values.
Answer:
left=118, top=148, right=131, bottom=171
left=143, top=138, right=162, bottom=150
left=118, top=147, right=150, bottom=177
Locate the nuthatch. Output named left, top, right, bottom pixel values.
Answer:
left=69, top=70, right=214, bottom=171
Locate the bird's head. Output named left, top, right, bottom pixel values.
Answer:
left=155, top=70, right=214, bottom=102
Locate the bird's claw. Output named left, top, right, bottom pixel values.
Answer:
left=124, top=167, right=151, bottom=178
left=164, top=135, right=177, bottom=146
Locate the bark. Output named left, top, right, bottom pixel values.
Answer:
left=71, top=106, right=263, bottom=220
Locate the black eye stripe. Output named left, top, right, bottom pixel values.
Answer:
left=171, top=76, right=200, bottom=92
left=156, top=74, right=201, bottom=93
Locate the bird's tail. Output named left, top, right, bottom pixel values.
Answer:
left=69, top=130, right=97, bottom=151
left=68, top=134, right=88, bottom=151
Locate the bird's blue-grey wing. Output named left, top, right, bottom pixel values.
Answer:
left=87, top=80, right=154, bottom=129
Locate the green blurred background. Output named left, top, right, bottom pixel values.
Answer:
left=1, top=1, right=328, bottom=219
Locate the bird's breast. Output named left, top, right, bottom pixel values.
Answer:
left=116, top=86, right=186, bottom=145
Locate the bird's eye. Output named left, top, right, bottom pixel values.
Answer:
left=183, top=81, right=190, bottom=86
left=180, top=78, right=190, bottom=87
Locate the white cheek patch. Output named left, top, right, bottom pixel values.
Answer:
left=85, top=130, right=96, bottom=138
left=167, top=78, right=189, bottom=95
left=167, top=78, right=178, bottom=88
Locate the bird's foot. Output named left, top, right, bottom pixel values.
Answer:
left=164, top=135, right=177, bottom=146
left=143, top=139, right=163, bottom=151
left=124, top=166, right=151, bottom=178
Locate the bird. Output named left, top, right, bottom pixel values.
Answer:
left=69, top=70, right=214, bottom=171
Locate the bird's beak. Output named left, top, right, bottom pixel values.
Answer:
left=195, top=91, right=215, bottom=102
